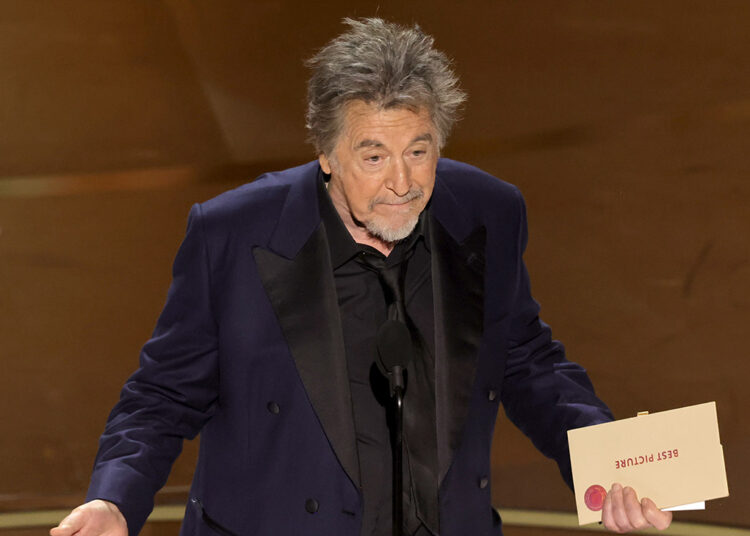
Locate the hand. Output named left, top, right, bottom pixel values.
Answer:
left=50, top=499, right=127, bottom=536
left=602, top=483, right=672, bottom=533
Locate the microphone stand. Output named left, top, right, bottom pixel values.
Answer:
left=391, top=365, right=405, bottom=536
left=376, top=319, right=411, bottom=536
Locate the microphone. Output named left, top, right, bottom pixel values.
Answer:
left=376, top=319, right=413, bottom=396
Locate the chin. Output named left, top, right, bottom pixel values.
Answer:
left=365, top=215, right=419, bottom=243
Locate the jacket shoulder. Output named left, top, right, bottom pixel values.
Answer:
left=195, top=161, right=318, bottom=244
left=436, top=158, right=524, bottom=223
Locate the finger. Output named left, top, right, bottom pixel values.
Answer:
left=50, top=510, right=84, bottom=536
left=642, top=497, right=673, bottom=531
left=604, top=483, right=629, bottom=532
left=601, top=484, right=617, bottom=532
left=622, top=486, right=650, bottom=529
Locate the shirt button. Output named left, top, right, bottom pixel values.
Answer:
left=267, top=401, right=280, bottom=414
left=488, top=389, right=497, bottom=401
left=479, top=477, right=489, bottom=489
left=305, top=498, right=319, bottom=513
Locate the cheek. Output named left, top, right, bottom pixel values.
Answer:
left=351, top=179, right=383, bottom=203
left=345, top=183, right=379, bottom=214
left=414, top=165, right=437, bottom=191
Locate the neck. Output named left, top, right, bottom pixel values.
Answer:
left=350, top=230, right=395, bottom=256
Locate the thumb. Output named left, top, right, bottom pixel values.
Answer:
left=642, top=497, right=673, bottom=531
left=50, top=509, right=85, bottom=536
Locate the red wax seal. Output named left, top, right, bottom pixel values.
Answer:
left=584, top=484, right=607, bottom=511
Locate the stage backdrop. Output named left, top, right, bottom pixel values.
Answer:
left=1, top=1, right=747, bottom=533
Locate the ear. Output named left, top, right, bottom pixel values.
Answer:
left=318, top=154, right=332, bottom=175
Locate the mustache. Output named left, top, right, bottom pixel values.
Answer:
left=368, top=188, right=424, bottom=210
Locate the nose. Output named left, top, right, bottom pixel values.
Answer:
left=385, top=157, right=412, bottom=196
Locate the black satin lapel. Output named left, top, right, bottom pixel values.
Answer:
left=253, top=225, right=360, bottom=489
left=431, top=217, right=486, bottom=484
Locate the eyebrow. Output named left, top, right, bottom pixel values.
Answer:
left=411, top=133, right=433, bottom=144
left=353, top=132, right=433, bottom=150
left=354, top=139, right=383, bottom=150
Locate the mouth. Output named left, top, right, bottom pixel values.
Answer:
left=376, top=199, right=416, bottom=213
left=370, top=190, right=423, bottom=211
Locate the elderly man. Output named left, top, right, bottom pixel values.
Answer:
left=52, top=18, right=672, bottom=536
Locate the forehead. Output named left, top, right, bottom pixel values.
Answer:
left=338, top=100, right=436, bottom=148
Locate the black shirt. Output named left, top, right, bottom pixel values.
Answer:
left=317, top=174, right=436, bottom=536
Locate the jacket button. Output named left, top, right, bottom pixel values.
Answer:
left=488, top=389, right=497, bottom=401
left=479, top=477, right=489, bottom=489
left=305, top=498, right=319, bottom=513
left=267, top=401, right=280, bottom=414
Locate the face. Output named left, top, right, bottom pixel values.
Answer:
left=319, top=100, right=439, bottom=244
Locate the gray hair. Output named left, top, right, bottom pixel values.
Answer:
left=305, top=18, right=467, bottom=156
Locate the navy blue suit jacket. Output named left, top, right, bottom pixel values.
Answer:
left=86, top=159, right=613, bottom=535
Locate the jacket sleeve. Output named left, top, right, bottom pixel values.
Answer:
left=499, top=189, right=614, bottom=489
left=86, top=203, right=219, bottom=535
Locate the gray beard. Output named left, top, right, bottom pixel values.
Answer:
left=364, top=214, right=419, bottom=243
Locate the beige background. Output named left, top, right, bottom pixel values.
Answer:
left=1, top=1, right=748, bottom=533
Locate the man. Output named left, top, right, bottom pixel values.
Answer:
left=52, top=18, right=672, bottom=536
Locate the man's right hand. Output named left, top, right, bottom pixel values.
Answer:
left=50, top=499, right=127, bottom=536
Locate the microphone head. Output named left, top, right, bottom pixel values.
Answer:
left=376, top=319, right=413, bottom=373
